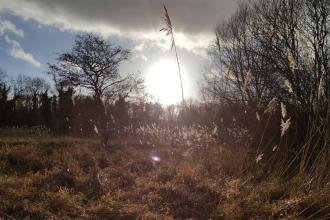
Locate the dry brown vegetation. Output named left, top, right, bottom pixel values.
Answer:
left=0, top=126, right=329, bottom=220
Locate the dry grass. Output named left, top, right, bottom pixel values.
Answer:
left=0, top=127, right=329, bottom=220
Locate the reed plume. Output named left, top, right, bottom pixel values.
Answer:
left=287, top=48, right=298, bottom=70
left=284, top=79, right=293, bottom=93
left=160, top=4, right=184, bottom=104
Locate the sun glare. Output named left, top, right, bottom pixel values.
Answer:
left=146, top=60, right=188, bottom=105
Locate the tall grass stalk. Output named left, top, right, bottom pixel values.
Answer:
left=160, top=4, right=185, bottom=104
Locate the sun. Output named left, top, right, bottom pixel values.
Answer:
left=146, top=60, right=188, bottom=105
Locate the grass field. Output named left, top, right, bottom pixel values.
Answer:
left=0, top=127, right=329, bottom=219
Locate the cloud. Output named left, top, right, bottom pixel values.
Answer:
left=0, top=0, right=237, bottom=56
left=5, top=35, right=41, bottom=67
left=0, top=19, right=24, bottom=36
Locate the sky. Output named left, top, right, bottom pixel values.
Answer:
left=0, top=0, right=237, bottom=105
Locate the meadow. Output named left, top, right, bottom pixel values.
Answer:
left=1, top=0, right=330, bottom=219
left=0, top=123, right=329, bottom=220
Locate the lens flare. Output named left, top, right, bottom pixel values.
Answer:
left=150, top=156, right=161, bottom=162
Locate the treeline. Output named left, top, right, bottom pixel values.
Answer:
left=0, top=70, right=221, bottom=137
left=0, top=32, right=229, bottom=141
left=0, top=73, right=51, bottom=128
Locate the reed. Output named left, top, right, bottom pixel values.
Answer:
left=160, top=4, right=185, bottom=104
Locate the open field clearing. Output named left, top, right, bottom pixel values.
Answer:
left=0, top=128, right=329, bottom=219
left=1, top=0, right=330, bottom=219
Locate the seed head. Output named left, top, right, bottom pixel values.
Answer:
left=281, top=102, right=287, bottom=118
left=318, top=76, right=324, bottom=100
left=264, top=97, right=277, bottom=115
left=287, top=48, right=298, bottom=70
left=243, top=70, right=251, bottom=92
left=284, top=80, right=293, bottom=93
left=160, top=4, right=174, bottom=51
left=256, top=112, right=260, bottom=121
left=281, top=117, right=291, bottom=137
left=256, top=154, right=264, bottom=164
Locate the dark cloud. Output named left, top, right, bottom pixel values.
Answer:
left=0, top=0, right=237, bottom=38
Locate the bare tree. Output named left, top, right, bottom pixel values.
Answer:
left=199, top=0, right=330, bottom=173
left=47, top=32, right=144, bottom=145
left=201, top=0, right=330, bottom=114
left=0, top=67, right=7, bottom=87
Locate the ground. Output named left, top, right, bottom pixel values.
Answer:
left=0, top=129, right=329, bottom=219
